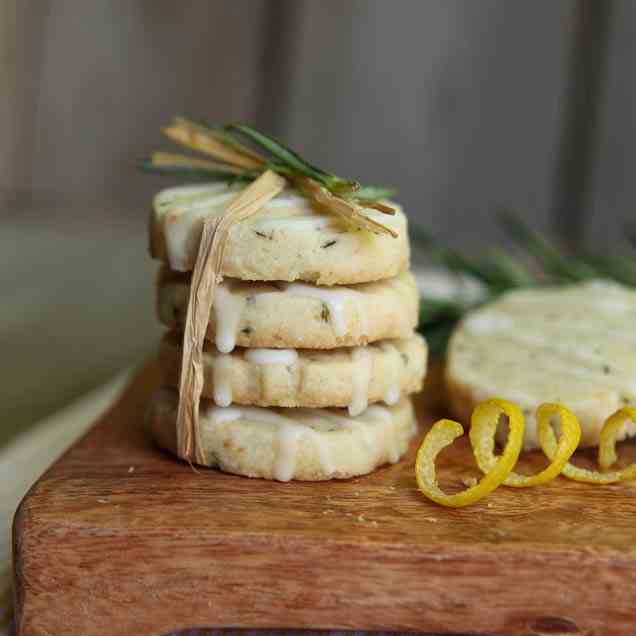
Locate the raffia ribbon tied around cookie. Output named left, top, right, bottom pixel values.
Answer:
left=176, top=170, right=285, bottom=463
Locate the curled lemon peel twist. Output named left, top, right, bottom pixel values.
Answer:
left=416, top=401, right=636, bottom=507
left=542, top=406, right=636, bottom=484
left=473, top=402, right=581, bottom=488
left=415, top=399, right=524, bottom=508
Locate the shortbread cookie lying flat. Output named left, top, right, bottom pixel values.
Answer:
left=158, top=269, right=419, bottom=351
left=159, top=332, right=427, bottom=413
left=150, top=183, right=409, bottom=284
left=149, top=389, right=416, bottom=481
left=447, top=280, right=636, bottom=449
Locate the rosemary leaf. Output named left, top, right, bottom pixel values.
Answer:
left=479, top=249, right=537, bottom=289
left=410, top=226, right=506, bottom=287
left=498, top=209, right=598, bottom=282
left=579, top=253, right=636, bottom=286
left=421, top=321, right=456, bottom=357
left=350, top=185, right=395, bottom=201
left=262, top=161, right=296, bottom=176
left=419, top=299, right=466, bottom=326
left=226, top=123, right=328, bottom=181
left=226, top=123, right=359, bottom=194
left=185, top=119, right=266, bottom=163
left=153, top=151, right=241, bottom=172
left=137, top=158, right=249, bottom=182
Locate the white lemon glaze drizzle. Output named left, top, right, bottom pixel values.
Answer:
left=244, top=348, right=299, bottom=366
left=214, top=282, right=246, bottom=353
left=212, top=353, right=234, bottom=407
left=254, top=215, right=337, bottom=232
left=313, top=410, right=376, bottom=450
left=275, top=424, right=303, bottom=482
left=349, top=347, right=372, bottom=416
left=163, top=210, right=194, bottom=271
left=365, top=405, right=400, bottom=463
left=178, top=190, right=237, bottom=212
left=160, top=186, right=241, bottom=271
left=215, top=280, right=370, bottom=342
left=290, top=409, right=337, bottom=476
left=281, top=283, right=347, bottom=335
left=380, top=342, right=402, bottom=405
left=205, top=406, right=334, bottom=481
left=261, top=192, right=308, bottom=208
left=155, top=182, right=235, bottom=212
left=273, top=282, right=367, bottom=339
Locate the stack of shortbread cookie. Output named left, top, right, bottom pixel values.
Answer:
left=148, top=183, right=427, bottom=481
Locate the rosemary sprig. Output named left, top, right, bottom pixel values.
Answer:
left=225, top=123, right=357, bottom=193
left=411, top=226, right=536, bottom=293
left=497, top=209, right=598, bottom=282
left=140, top=117, right=397, bottom=236
left=423, top=321, right=457, bottom=358
left=577, top=252, right=636, bottom=287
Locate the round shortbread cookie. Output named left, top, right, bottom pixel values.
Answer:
left=446, top=280, right=636, bottom=449
left=157, top=269, right=419, bottom=350
left=148, top=389, right=417, bottom=481
left=150, top=183, right=409, bottom=284
left=159, top=332, right=427, bottom=413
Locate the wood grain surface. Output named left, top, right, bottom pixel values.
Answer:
left=12, top=361, right=636, bottom=636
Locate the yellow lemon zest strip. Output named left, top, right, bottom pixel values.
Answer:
left=599, top=407, right=636, bottom=471
left=540, top=407, right=636, bottom=484
left=472, top=402, right=581, bottom=488
left=415, top=399, right=524, bottom=507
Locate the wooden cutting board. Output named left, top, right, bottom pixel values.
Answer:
left=12, top=361, right=636, bottom=636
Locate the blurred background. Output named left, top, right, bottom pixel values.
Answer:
left=1, top=0, right=634, bottom=444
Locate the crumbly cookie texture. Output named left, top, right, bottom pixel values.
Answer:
left=157, top=269, right=419, bottom=351
left=149, top=389, right=416, bottom=481
left=159, top=332, right=427, bottom=411
left=446, top=280, right=636, bottom=449
left=150, top=183, right=409, bottom=285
